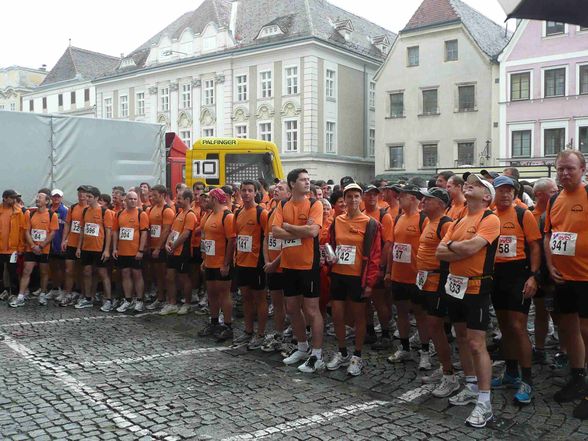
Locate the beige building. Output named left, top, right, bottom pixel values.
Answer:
left=0, top=66, right=47, bottom=111
left=93, top=0, right=395, bottom=182
left=374, top=0, right=510, bottom=178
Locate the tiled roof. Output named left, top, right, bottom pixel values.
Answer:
left=402, top=0, right=510, bottom=59
left=40, top=47, right=120, bottom=86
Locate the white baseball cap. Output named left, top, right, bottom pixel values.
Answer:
left=51, top=189, right=64, bottom=197
left=466, top=174, right=495, bottom=200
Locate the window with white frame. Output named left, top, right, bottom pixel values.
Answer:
left=369, top=81, right=376, bottom=108
left=389, top=145, right=404, bottom=169
left=285, top=66, right=298, bottom=95
left=407, top=46, right=419, bottom=67
left=369, top=129, right=375, bottom=157
left=260, top=71, right=272, bottom=98
left=512, top=130, right=532, bottom=157
left=160, top=87, right=169, bottom=111
left=544, top=127, right=566, bottom=155
left=236, top=75, right=247, bottom=101
left=325, top=122, right=336, bottom=153
left=235, top=124, right=248, bottom=139
left=259, top=122, right=272, bottom=141
left=104, top=98, right=113, bottom=118
left=544, top=67, right=566, bottom=97
left=284, top=120, right=298, bottom=152
left=180, top=130, right=192, bottom=147
left=579, top=126, right=588, bottom=153
left=326, top=69, right=336, bottom=99
left=445, top=40, right=458, bottom=61
left=579, top=65, right=588, bottom=95
left=457, top=142, right=474, bottom=165
left=545, top=21, right=565, bottom=36
left=136, top=92, right=145, bottom=115
left=202, top=127, right=215, bottom=137
left=258, top=25, right=282, bottom=38
left=204, top=79, right=215, bottom=105
left=422, top=144, right=438, bottom=168
left=182, top=84, right=192, bottom=109
left=119, top=95, right=128, bottom=118
left=510, top=72, right=530, bottom=100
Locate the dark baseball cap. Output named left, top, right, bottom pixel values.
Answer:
left=420, top=187, right=450, bottom=206
left=364, top=185, right=380, bottom=194
left=493, top=175, right=515, bottom=188
left=384, top=183, right=403, bottom=193
left=2, top=189, right=21, bottom=199
left=481, top=170, right=500, bottom=179
left=340, top=176, right=355, bottom=188
left=77, top=185, right=91, bottom=192
left=400, top=184, right=423, bottom=199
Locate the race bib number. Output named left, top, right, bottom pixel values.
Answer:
left=282, top=238, right=302, bottom=248
left=335, top=245, right=356, bottom=265
left=237, top=235, right=253, bottom=253
left=31, top=229, right=47, bottom=242
left=71, top=220, right=81, bottom=234
left=445, top=274, right=469, bottom=299
left=150, top=225, right=161, bottom=238
left=169, top=230, right=179, bottom=243
left=392, top=243, right=411, bottom=264
left=84, top=223, right=100, bottom=237
left=550, top=232, right=577, bottom=256
left=497, top=235, right=517, bottom=258
left=203, top=240, right=215, bottom=256
left=119, top=227, right=134, bottom=241
left=416, top=270, right=428, bottom=291
left=10, top=252, right=17, bottom=264
left=267, top=233, right=282, bottom=251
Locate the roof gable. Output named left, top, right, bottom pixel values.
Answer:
left=41, top=47, right=120, bottom=86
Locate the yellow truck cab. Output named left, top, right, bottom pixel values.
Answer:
left=185, top=138, right=284, bottom=188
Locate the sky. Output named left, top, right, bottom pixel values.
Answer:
left=0, top=0, right=508, bottom=69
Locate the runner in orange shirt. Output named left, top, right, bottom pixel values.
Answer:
left=190, top=181, right=205, bottom=302
left=490, top=176, right=541, bottom=405
left=0, top=189, right=26, bottom=300
left=261, top=180, right=291, bottom=352
left=325, top=183, right=381, bottom=376
left=273, top=168, right=324, bottom=373
left=111, top=187, right=125, bottom=214
left=145, top=185, right=175, bottom=310
left=160, top=189, right=197, bottom=316
left=435, top=174, right=500, bottom=428
left=381, top=183, right=401, bottom=219
left=232, top=181, right=269, bottom=349
left=446, top=175, right=467, bottom=221
left=198, top=188, right=236, bottom=341
left=112, top=191, right=149, bottom=313
left=76, top=186, right=115, bottom=311
left=10, top=191, right=58, bottom=307
left=544, top=150, right=588, bottom=419
left=386, top=185, right=429, bottom=368
left=139, top=182, right=151, bottom=211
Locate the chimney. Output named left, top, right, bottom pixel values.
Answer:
left=39, top=64, right=47, bottom=71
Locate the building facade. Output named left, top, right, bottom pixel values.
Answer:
left=93, top=0, right=394, bottom=182
left=499, top=20, right=588, bottom=164
left=22, top=47, right=120, bottom=117
left=0, top=66, right=47, bottom=111
left=374, top=0, right=509, bottom=178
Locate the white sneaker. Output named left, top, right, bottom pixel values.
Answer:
left=177, top=304, right=191, bottom=315
left=146, top=299, right=163, bottom=310
left=347, top=355, right=364, bottom=376
left=9, top=294, right=25, bottom=308
left=283, top=348, right=310, bottom=365
left=134, top=301, right=144, bottom=312
left=100, top=300, right=113, bottom=312
left=38, top=292, right=48, bottom=306
left=298, top=355, right=326, bottom=373
left=432, top=374, right=461, bottom=398
left=387, top=349, right=411, bottom=364
left=421, top=367, right=443, bottom=384
left=116, top=299, right=131, bottom=313
left=55, top=290, right=65, bottom=303
left=159, top=304, right=179, bottom=316
left=418, top=350, right=432, bottom=371
left=326, top=352, right=351, bottom=371
left=75, top=298, right=93, bottom=309
left=410, top=333, right=421, bottom=349
left=448, top=386, right=478, bottom=406
left=465, top=401, right=493, bottom=428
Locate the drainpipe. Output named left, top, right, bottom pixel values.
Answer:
left=363, top=64, right=368, bottom=161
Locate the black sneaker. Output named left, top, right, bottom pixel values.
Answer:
left=554, top=378, right=587, bottom=403
left=573, top=396, right=588, bottom=420
left=216, top=325, right=234, bottom=342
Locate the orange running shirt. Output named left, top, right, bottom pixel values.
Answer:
left=364, top=207, right=393, bottom=242
left=331, top=213, right=371, bottom=277
left=202, top=210, right=235, bottom=268
left=532, top=206, right=545, bottom=225
left=441, top=210, right=500, bottom=295
left=272, top=198, right=323, bottom=270
left=446, top=200, right=467, bottom=221
left=65, top=203, right=87, bottom=248
left=114, top=209, right=149, bottom=256
left=265, top=208, right=284, bottom=273
left=148, top=204, right=175, bottom=250
left=25, top=210, right=58, bottom=254
left=416, top=216, right=452, bottom=292
left=234, top=206, right=268, bottom=268
left=80, top=207, right=114, bottom=252
left=0, top=208, right=11, bottom=252
left=545, top=186, right=588, bottom=281
left=168, top=209, right=197, bottom=257
left=190, top=205, right=203, bottom=248
left=390, top=212, right=428, bottom=284
left=494, top=206, right=541, bottom=264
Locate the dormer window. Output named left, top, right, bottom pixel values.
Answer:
left=119, top=58, right=136, bottom=69
left=371, top=35, right=390, bottom=54
left=257, top=25, right=283, bottom=39
left=334, top=19, right=354, bottom=41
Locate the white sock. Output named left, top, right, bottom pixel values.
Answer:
left=297, top=341, right=309, bottom=352
left=478, top=390, right=491, bottom=404
left=17, top=293, right=25, bottom=301
left=311, top=348, right=322, bottom=359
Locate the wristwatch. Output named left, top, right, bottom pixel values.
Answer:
left=532, top=271, right=542, bottom=282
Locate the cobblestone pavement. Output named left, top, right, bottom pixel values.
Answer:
left=0, top=302, right=586, bottom=441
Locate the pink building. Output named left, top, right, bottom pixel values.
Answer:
left=499, top=20, right=588, bottom=164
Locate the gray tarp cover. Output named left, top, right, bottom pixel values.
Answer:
left=0, top=112, right=165, bottom=205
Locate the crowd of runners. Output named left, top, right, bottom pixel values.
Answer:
left=1, top=148, right=588, bottom=428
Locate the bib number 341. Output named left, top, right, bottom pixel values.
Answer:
left=550, top=232, right=577, bottom=256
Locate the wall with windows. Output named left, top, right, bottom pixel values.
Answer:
left=375, top=25, right=497, bottom=175
left=22, top=83, right=95, bottom=116
left=500, top=20, right=588, bottom=160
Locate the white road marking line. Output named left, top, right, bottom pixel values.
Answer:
left=221, top=400, right=390, bottom=441
left=395, top=384, right=436, bottom=402
left=3, top=336, right=180, bottom=441
left=62, top=346, right=231, bottom=370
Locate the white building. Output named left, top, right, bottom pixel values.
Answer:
left=93, top=0, right=395, bottom=182
left=0, top=66, right=47, bottom=111
left=22, top=46, right=120, bottom=117
left=374, top=0, right=510, bottom=178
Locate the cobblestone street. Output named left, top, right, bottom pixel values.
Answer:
left=0, top=304, right=586, bottom=440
